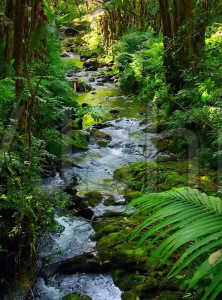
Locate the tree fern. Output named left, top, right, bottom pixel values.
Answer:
left=128, top=188, right=222, bottom=299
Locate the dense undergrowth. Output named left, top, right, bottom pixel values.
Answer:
left=114, top=25, right=222, bottom=170
left=0, top=27, right=86, bottom=294
left=111, top=23, right=222, bottom=300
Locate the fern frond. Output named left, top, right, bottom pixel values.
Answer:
left=129, top=188, right=222, bottom=299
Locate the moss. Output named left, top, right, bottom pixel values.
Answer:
left=83, top=191, right=103, bottom=207
left=115, top=271, right=157, bottom=293
left=47, top=138, right=76, bottom=156
left=159, top=291, right=184, bottom=300
left=114, top=272, right=158, bottom=299
left=104, top=195, right=116, bottom=206
left=151, top=136, right=169, bottom=151
left=135, top=276, right=158, bottom=293
left=63, top=57, right=84, bottom=69
left=62, top=293, right=92, bottom=300
left=90, top=128, right=112, bottom=141
left=93, top=216, right=127, bottom=232
left=121, top=291, right=138, bottom=300
left=124, top=191, right=141, bottom=203
left=91, top=223, right=122, bottom=241
left=97, top=231, right=148, bottom=270
left=89, top=128, right=112, bottom=147
left=114, top=160, right=218, bottom=195
left=102, top=211, right=126, bottom=218
left=57, top=157, right=74, bottom=168
left=97, top=140, right=108, bottom=147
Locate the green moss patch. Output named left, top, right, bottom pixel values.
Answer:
left=114, top=160, right=218, bottom=195
left=83, top=191, right=103, bottom=207
left=62, top=294, right=92, bottom=300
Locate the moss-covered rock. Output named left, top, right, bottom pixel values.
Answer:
left=97, top=140, right=108, bottom=147
left=102, top=211, right=125, bottom=218
left=151, top=136, right=169, bottom=151
left=91, top=222, right=122, bottom=241
left=89, top=128, right=112, bottom=147
left=68, top=130, right=89, bottom=151
left=62, top=293, right=92, bottom=300
left=83, top=191, right=103, bottom=207
left=60, top=253, right=100, bottom=274
left=114, top=160, right=218, bottom=195
left=159, top=291, right=184, bottom=300
left=97, top=231, right=148, bottom=270
left=57, top=157, right=74, bottom=169
left=104, top=195, right=116, bottom=206
left=113, top=269, right=158, bottom=298
left=73, top=80, right=92, bottom=92
left=83, top=59, right=99, bottom=69
left=121, top=291, right=138, bottom=300
left=134, top=276, right=158, bottom=296
left=90, top=128, right=112, bottom=145
left=124, top=192, right=141, bottom=203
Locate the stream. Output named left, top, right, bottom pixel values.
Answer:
left=22, top=54, right=159, bottom=300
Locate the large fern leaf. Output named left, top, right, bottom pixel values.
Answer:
left=129, top=188, right=222, bottom=299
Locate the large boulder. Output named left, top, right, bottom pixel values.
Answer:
left=104, top=195, right=116, bottom=206
left=90, top=128, right=112, bottom=147
left=83, top=191, right=103, bottom=207
left=76, top=207, right=94, bottom=219
left=121, top=291, right=138, bottom=300
left=72, top=80, right=92, bottom=92
left=86, top=66, right=98, bottom=71
left=83, top=59, right=99, bottom=69
left=96, top=231, right=148, bottom=271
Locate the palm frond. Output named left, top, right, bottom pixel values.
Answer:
left=129, top=188, right=222, bottom=300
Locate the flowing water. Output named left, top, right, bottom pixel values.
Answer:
left=22, top=54, right=160, bottom=300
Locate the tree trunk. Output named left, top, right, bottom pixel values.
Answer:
left=159, top=0, right=179, bottom=89
left=5, top=0, right=16, bottom=69
left=159, top=0, right=207, bottom=91
left=14, top=0, right=26, bottom=97
left=14, top=0, right=27, bottom=134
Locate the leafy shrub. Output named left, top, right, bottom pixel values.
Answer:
left=115, top=28, right=165, bottom=100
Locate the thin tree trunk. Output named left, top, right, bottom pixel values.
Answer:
left=5, top=0, right=16, bottom=69
left=14, top=0, right=26, bottom=96
left=14, top=0, right=27, bottom=134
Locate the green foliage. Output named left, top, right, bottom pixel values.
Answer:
left=0, top=42, right=6, bottom=78
left=0, top=78, right=15, bottom=120
left=115, top=28, right=165, bottom=99
left=129, top=188, right=222, bottom=300
left=0, top=12, right=81, bottom=281
left=56, top=13, right=72, bottom=26
left=29, top=24, right=47, bottom=51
